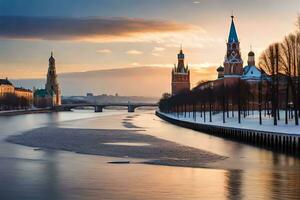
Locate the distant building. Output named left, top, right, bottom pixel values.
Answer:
left=87, top=93, right=94, bottom=97
left=34, top=88, right=57, bottom=108
left=0, top=78, right=33, bottom=103
left=15, top=87, right=33, bottom=104
left=171, top=48, right=190, bottom=95
left=0, top=78, right=14, bottom=96
left=34, top=52, right=61, bottom=108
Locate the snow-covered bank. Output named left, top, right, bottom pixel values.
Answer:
left=158, top=110, right=300, bottom=135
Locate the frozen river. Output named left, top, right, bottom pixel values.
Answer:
left=0, top=110, right=300, bottom=199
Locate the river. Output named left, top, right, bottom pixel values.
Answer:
left=0, top=110, right=299, bottom=200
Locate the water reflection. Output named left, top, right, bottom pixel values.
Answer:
left=43, top=151, right=60, bottom=200
left=225, top=170, right=243, bottom=200
left=0, top=110, right=299, bottom=199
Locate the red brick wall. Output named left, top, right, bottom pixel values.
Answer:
left=172, top=72, right=190, bottom=95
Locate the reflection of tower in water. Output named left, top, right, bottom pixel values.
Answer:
left=43, top=150, right=60, bottom=200
left=270, top=154, right=300, bottom=199
left=225, top=170, right=243, bottom=200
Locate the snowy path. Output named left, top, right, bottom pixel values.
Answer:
left=159, top=110, right=300, bottom=135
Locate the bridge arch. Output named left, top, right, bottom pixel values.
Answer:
left=55, top=103, right=158, bottom=113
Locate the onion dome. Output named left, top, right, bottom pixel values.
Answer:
left=248, top=51, right=255, bottom=57
left=217, top=66, right=224, bottom=72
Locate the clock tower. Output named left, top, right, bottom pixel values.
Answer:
left=223, top=15, right=243, bottom=77
left=171, top=47, right=190, bottom=95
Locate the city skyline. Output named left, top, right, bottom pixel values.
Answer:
left=1, top=0, right=300, bottom=80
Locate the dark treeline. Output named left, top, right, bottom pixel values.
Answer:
left=0, top=93, right=30, bottom=111
left=160, top=16, right=300, bottom=126
left=159, top=80, right=253, bottom=124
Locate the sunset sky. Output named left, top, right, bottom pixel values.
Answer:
left=1, top=0, right=300, bottom=80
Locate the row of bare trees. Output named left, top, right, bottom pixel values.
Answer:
left=159, top=80, right=253, bottom=124
left=0, top=93, right=30, bottom=111
left=259, top=16, right=300, bottom=125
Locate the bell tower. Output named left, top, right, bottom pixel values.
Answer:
left=223, top=15, right=243, bottom=77
left=45, top=52, right=61, bottom=105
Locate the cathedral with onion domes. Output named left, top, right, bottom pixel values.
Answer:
left=215, top=15, right=263, bottom=86
left=194, top=15, right=267, bottom=92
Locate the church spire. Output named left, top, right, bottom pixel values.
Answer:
left=171, top=46, right=190, bottom=95
left=228, top=15, right=239, bottom=43
left=49, top=51, right=55, bottom=66
left=223, top=14, right=243, bottom=76
left=177, top=46, right=185, bottom=72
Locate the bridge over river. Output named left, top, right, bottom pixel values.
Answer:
left=55, top=103, right=158, bottom=113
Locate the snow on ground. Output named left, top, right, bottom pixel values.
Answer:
left=159, top=110, right=300, bottom=135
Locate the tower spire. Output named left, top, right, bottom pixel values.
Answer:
left=180, top=44, right=183, bottom=54
left=224, top=14, right=243, bottom=76
left=228, top=14, right=238, bottom=43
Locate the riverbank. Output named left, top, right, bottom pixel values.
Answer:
left=0, top=108, right=54, bottom=116
left=156, top=110, right=300, bottom=135
left=156, top=111, right=300, bottom=154
left=6, top=126, right=226, bottom=168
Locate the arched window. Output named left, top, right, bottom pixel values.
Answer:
left=232, top=43, right=236, bottom=49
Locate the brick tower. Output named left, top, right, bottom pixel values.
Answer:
left=223, top=15, right=243, bottom=85
left=171, top=48, right=190, bottom=95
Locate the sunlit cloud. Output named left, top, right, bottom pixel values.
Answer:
left=96, top=49, right=112, bottom=54
left=151, top=53, right=162, bottom=57
left=0, top=16, right=197, bottom=43
left=131, top=62, right=140, bottom=66
left=193, top=62, right=219, bottom=69
left=146, top=64, right=174, bottom=68
left=0, top=16, right=220, bottom=49
left=153, top=47, right=165, bottom=52
left=0, top=15, right=226, bottom=56
left=126, top=50, right=143, bottom=55
left=151, top=47, right=165, bottom=57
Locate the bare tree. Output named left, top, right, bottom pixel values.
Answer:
left=259, top=43, right=279, bottom=125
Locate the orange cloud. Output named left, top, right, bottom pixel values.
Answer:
left=126, top=50, right=143, bottom=55
left=0, top=16, right=196, bottom=43
left=96, top=49, right=112, bottom=54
